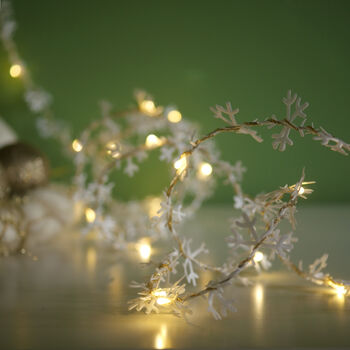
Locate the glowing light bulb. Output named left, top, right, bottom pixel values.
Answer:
left=173, top=155, right=187, bottom=174
left=298, top=186, right=305, bottom=195
left=197, top=162, right=213, bottom=180
left=85, top=208, right=96, bottom=223
left=140, top=99, right=156, bottom=115
left=153, top=289, right=172, bottom=305
left=334, top=285, right=346, bottom=296
left=145, top=134, right=162, bottom=149
left=153, top=290, right=167, bottom=297
left=167, top=109, right=182, bottom=123
left=156, top=297, right=172, bottom=305
left=9, top=64, right=22, bottom=78
left=137, top=239, right=151, bottom=261
left=254, top=251, right=264, bottom=263
left=72, top=139, right=83, bottom=152
left=106, top=141, right=122, bottom=159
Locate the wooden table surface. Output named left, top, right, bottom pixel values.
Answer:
left=0, top=205, right=349, bottom=349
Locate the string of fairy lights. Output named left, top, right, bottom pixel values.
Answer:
left=4, top=40, right=350, bottom=303
left=1, top=0, right=349, bottom=320
left=128, top=123, right=349, bottom=315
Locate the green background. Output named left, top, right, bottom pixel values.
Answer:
left=0, top=0, right=349, bottom=203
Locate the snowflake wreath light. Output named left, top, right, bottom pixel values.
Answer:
left=129, top=91, right=350, bottom=319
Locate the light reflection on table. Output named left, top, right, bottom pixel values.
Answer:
left=154, top=324, right=169, bottom=349
left=252, top=283, right=264, bottom=340
left=0, top=205, right=349, bottom=349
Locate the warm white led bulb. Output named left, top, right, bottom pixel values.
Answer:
left=173, top=155, right=187, bottom=173
left=85, top=208, right=96, bottom=223
left=145, top=134, right=162, bottom=148
left=72, top=139, right=83, bottom=152
left=167, top=110, right=182, bottom=123
left=9, top=64, right=22, bottom=78
left=335, top=285, right=346, bottom=296
left=106, top=141, right=122, bottom=158
left=153, top=289, right=172, bottom=305
left=253, top=251, right=264, bottom=263
left=197, top=162, right=213, bottom=179
left=140, top=100, right=156, bottom=115
left=138, top=239, right=151, bottom=261
left=156, top=297, right=171, bottom=305
left=153, top=290, right=167, bottom=297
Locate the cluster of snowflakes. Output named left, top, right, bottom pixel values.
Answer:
left=130, top=91, right=350, bottom=320
left=69, top=91, right=221, bottom=249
